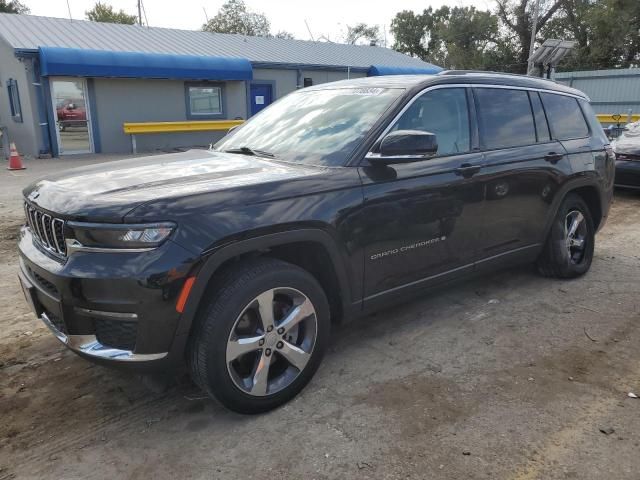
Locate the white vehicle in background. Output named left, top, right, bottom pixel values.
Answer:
left=612, top=121, right=640, bottom=189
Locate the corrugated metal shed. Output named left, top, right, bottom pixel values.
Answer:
left=553, top=68, right=640, bottom=115
left=0, top=13, right=436, bottom=70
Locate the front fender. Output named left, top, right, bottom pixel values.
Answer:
left=174, top=228, right=356, bottom=338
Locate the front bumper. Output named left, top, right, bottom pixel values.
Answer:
left=18, top=226, right=198, bottom=371
left=615, top=160, right=640, bottom=189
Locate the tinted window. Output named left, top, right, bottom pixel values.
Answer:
left=540, top=93, right=589, bottom=140
left=215, top=87, right=403, bottom=166
left=529, top=91, right=551, bottom=142
left=391, top=88, right=470, bottom=155
left=475, top=88, right=536, bottom=149
left=579, top=100, right=606, bottom=143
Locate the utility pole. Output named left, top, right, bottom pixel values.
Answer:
left=138, top=0, right=142, bottom=26
left=527, top=0, right=541, bottom=75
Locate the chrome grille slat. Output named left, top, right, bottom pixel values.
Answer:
left=34, top=210, right=43, bottom=240
left=41, top=213, right=52, bottom=248
left=24, top=202, right=67, bottom=257
left=52, top=218, right=64, bottom=252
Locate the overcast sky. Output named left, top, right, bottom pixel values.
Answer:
left=26, top=0, right=491, bottom=43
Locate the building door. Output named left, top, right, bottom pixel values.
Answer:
left=249, top=83, right=273, bottom=116
left=50, top=78, right=94, bottom=154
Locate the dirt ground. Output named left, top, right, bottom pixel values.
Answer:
left=1, top=158, right=640, bottom=480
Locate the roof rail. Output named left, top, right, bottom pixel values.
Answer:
left=438, top=70, right=532, bottom=79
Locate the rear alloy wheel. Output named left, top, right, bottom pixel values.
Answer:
left=537, top=193, right=595, bottom=278
left=564, top=210, right=588, bottom=265
left=189, top=258, right=330, bottom=414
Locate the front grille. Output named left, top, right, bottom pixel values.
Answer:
left=24, top=202, right=67, bottom=257
left=95, top=319, right=137, bottom=351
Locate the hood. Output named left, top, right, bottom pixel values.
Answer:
left=23, top=149, right=321, bottom=221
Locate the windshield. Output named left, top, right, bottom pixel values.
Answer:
left=215, top=87, right=403, bottom=166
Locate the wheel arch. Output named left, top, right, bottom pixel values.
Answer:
left=569, top=185, right=602, bottom=231
left=542, top=178, right=604, bottom=241
left=175, top=229, right=357, bottom=339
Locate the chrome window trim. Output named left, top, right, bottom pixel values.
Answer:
left=365, top=152, right=434, bottom=161
left=366, top=82, right=589, bottom=159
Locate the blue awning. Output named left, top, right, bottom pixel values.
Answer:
left=368, top=64, right=443, bottom=76
left=39, top=47, right=253, bottom=81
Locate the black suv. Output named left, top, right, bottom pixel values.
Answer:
left=18, top=72, right=614, bottom=413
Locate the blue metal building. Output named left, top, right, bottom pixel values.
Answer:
left=553, top=68, right=640, bottom=119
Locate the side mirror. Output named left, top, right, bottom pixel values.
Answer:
left=369, top=130, right=438, bottom=165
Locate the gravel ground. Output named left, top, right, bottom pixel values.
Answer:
left=1, top=157, right=639, bottom=480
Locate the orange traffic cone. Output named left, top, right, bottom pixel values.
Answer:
left=7, top=142, right=25, bottom=170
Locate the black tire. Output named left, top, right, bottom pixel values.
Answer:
left=188, top=257, right=330, bottom=414
left=537, top=193, right=595, bottom=278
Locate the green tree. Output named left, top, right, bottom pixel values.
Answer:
left=391, top=7, right=504, bottom=69
left=545, top=0, right=640, bottom=70
left=0, top=0, right=29, bottom=13
left=86, top=2, right=137, bottom=24
left=391, top=10, right=431, bottom=59
left=345, top=23, right=381, bottom=45
left=495, top=0, right=563, bottom=71
left=203, top=0, right=270, bottom=37
left=431, top=6, right=501, bottom=69
left=274, top=30, right=295, bottom=40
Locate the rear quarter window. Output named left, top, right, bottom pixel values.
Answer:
left=540, top=93, right=589, bottom=140
left=579, top=100, right=608, bottom=143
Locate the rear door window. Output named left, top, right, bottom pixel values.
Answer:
left=540, top=93, right=589, bottom=140
left=475, top=88, right=537, bottom=149
left=390, top=87, right=470, bottom=156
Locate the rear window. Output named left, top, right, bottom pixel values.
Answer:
left=475, top=88, right=537, bottom=149
left=540, top=93, right=589, bottom=140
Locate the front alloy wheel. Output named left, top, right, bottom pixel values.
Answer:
left=226, top=288, right=317, bottom=396
left=189, top=258, right=330, bottom=414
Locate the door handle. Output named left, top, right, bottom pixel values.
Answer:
left=544, top=152, right=564, bottom=164
left=454, top=163, right=482, bottom=178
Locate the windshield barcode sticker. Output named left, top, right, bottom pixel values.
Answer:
left=349, top=88, right=384, bottom=96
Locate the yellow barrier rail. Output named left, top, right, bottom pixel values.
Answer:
left=123, top=120, right=244, bottom=134
left=123, top=120, right=244, bottom=153
left=596, top=114, right=640, bottom=124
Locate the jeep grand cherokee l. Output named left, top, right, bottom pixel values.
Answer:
left=18, top=72, right=614, bottom=413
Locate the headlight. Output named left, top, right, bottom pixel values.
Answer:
left=67, top=222, right=175, bottom=249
